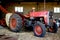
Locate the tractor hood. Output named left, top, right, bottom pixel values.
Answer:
left=24, top=11, right=49, bottom=18
left=29, top=11, right=48, bottom=17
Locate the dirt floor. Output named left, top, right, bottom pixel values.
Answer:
left=0, top=26, right=60, bottom=40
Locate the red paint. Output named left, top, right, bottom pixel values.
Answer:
left=24, top=11, right=49, bottom=24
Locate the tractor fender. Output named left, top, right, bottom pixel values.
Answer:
left=5, top=13, right=13, bottom=26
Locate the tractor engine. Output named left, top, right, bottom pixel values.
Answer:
left=25, top=17, right=45, bottom=27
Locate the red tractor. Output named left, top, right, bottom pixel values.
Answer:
left=0, top=5, right=58, bottom=37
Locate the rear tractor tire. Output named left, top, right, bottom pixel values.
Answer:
left=9, top=14, right=22, bottom=32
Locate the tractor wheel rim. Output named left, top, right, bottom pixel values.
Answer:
left=10, top=18, right=17, bottom=29
left=34, top=25, right=42, bottom=35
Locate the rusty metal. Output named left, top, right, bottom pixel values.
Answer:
left=0, top=5, right=9, bottom=14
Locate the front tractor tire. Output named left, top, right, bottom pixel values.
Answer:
left=9, top=14, right=22, bottom=32
left=33, top=22, right=46, bottom=37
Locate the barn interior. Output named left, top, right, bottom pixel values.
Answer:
left=0, top=0, right=60, bottom=40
